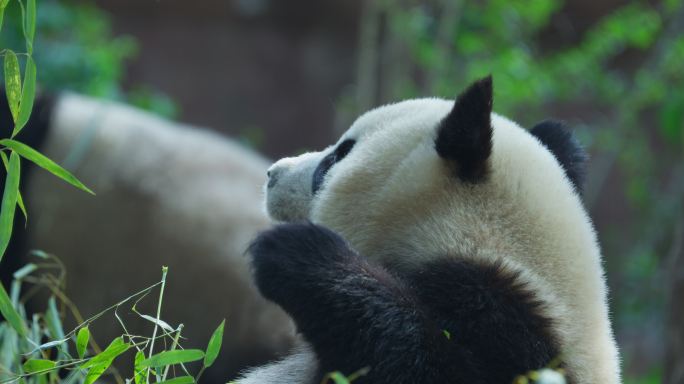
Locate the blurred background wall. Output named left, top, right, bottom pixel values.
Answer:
left=1, top=0, right=682, bottom=383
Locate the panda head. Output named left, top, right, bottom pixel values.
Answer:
left=265, top=76, right=588, bottom=265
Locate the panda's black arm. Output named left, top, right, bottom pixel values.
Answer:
left=405, top=258, right=562, bottom=383
left=248, top=223, right=465, bottom=383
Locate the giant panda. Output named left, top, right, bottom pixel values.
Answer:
left=236, top=76, right=621, bottom=384
left=0, top=91, right=295, bottom=382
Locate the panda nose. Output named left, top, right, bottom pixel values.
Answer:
left=267, top=167, right=281, bottom=188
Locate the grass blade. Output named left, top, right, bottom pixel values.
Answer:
left=203, top=319, right=224, bottom=368
left=3, top=50, right=21, bottom=122
left=0, top=151, right=20, bottom=261
left=0, top=139, right=94, bottom=195
left=140, top=349, right=205, bottom=368
left=13, top=55, right=36, bottom=136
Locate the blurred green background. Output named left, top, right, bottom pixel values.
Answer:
left=1, top=0, right=682, bottom=383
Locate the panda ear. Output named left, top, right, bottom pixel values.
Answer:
left=435, top=75, right=493, bottom=183
left=530, top=120, right=588, bottom=194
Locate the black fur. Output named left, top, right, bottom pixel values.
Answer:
left=435, top=76, right=493, bottom=183
left=249, top=223, right=561, bottom=384
left=530, top=120, right=587, bottom=194
left=311, top=139, right=355, bottom=195
left=0, top=89, right=55, bottom=286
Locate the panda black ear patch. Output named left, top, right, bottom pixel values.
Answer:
left=530, top=120, right=588, bottom=194
left=435, top=75, right=493, bottom=183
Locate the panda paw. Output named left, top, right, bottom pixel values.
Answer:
left=247, top=222, right=354, bottom=304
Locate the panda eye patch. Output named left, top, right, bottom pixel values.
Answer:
left=312, top=139, right=356, bottom=195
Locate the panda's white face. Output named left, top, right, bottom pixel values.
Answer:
left=264, top=77, right=620, bottom=383
left=266, top=98, right=451, bottom=227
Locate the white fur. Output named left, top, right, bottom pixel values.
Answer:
left=239, top=98, right=621, bottom=384
left=237, top=342, right=318, bottom=384
left=26, top=93, right=296, bottom=379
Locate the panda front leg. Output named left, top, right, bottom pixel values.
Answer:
left=248, top=223, right=461, bottom=384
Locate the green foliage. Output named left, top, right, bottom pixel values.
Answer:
left=0, top=0, right=177, bottom=118
left=0, top=4, right=218, bottom=384
left=203, top=319, right=224, bottom=368
left=0, top=258, right=226, bottom=384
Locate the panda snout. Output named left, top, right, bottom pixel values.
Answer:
left=267, top=166, right=282, bottom=189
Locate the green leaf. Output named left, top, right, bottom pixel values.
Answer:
left=13, top=56, right=36, bottom=137
left=0, top=151, right=20, bottom=262
left=23, top=359, right=56, bottom=374
left=0, top=139, right=95, bottom=195
left=156, top=376, right=195, bottom=384
left=0, top=151, right=27, bottom=223
left=4, top=50, right=21, bottom=122
left=80, top=337, right=130, bottom=369
left=81, top=338, right=130, bottom=384
left=327, top=372, right=351, bottom=384
left=84, top=361, right=113, bottom=384
left=203, top=319, right=224, bottom=368
left=139, top=349, right=205, bottom=368
left=76, top=326, right=90, bottom=359
left=0, top=282, right=26, bottom=336
left=15, top=190, right=27, bottom=223
left=134, top=350, right=147, bottom=384
left=25, top=0, right=36, bottom=45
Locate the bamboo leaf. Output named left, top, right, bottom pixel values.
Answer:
left=76, top=326, right=90, bottom=359
left=134, top=350, right=147, bottom=384
left=0, top=0, right=9, bottom=32
left=0, top=282, right=26, bottom=336
left=203, top=319, right=224, bottom=368
left=84, top=361, right=112, bottom=384
left=4, top=50, right=21, bottom=122
left=0, top=139, right=94, bottom=195
left=13, top=56, right=36, bottom=137
left=156, top=376, right=194, bottom=384
left=139, top=349, right=205, bottom=368
left=80, top=337, right=130, bottom=369
left=0, top=151, right=20, bottom=261
left=327, top=372, right=351, bottom=384
left=23, top=359, right=56, bottom=374
left=0, top=151, right=27, bottom=223
left=25, top=0, right=36, bottom=47
left=15, top=189, right=27, bottom=223
left=82, top=338, right=130, bottom=384
left=0, top=0, right=8, bottom=32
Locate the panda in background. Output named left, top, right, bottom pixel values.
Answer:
left=0, top=91, right=295, bottom=382
left=237, top=76, right=620, bottom=383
